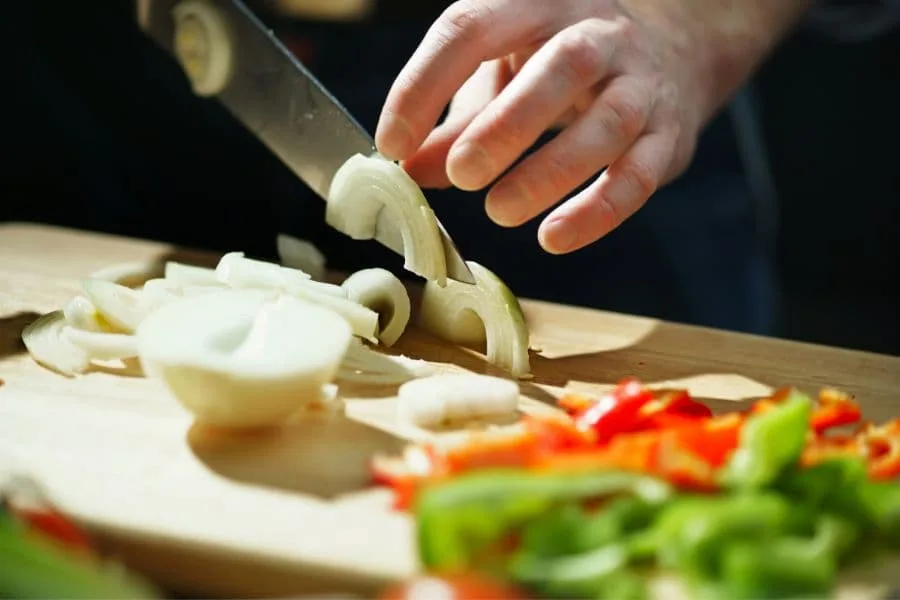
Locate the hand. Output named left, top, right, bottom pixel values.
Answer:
left=376, top=0, right=809, bottom=254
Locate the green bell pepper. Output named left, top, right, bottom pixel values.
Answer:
left=721, top=390, right=812, bottom=490
left=414, top=469, right=672, bottom=571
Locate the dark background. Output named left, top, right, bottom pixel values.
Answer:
left=1, top=1, right=897, bottom=355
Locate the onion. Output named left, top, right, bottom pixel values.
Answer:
left=63, top=328, right=138, bottom=361
left=341, top=268, right=411, bottom=347
left=22, top=312, right=91, bottom=376
left=135, top=290, right=353, bottom=429
left=215, top=251, right=311, bottom=288
left=327, top=153, right=447, bottom=285
left=418, top=261, right=531, bottom=379
left=80, top=278, right=153, bottom=333
left=164, top=261, right=220, bottom=286
left=337, top=338, right=434, bottom=385
left=396, top=374, right=520, bottom=428
left=277, top=233, right=327, bottom=281
left=62, top=296, right=109, bottom=333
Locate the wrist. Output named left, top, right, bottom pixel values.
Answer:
left=623, top=0, right=811, bottom=124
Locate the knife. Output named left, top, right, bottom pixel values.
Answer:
left=137, top=0, right=476, bottom=284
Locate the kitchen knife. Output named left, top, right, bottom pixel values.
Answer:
left=137, top=0, right=476, bottom=284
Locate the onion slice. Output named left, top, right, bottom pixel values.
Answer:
left=80, top=278, right=153, bottom=333
left=136, top=289, right=353, bottom=429
left=418, top=261, right=531, bottom=378
left=341, top=268, right=411, bottom=347
left=62, top=296, right=109, bottom=333
left=63, top=328, right=138, bottom=361
left=22, top=312, right=90, bottom=376
left=277, top=233, right=327, bottom=281
left=214, top=251, right=377, bottom=341
left=327, top=153, right=447, bottom=285
left=396, top=373, right=520, bottom=428
left=337, top=338, right=434, bottom=385
left=164, top=261, right=220, bottom=286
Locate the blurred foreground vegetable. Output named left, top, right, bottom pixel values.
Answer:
left=0, top=477, right=157, bottom=599
left=375, top=380, right=900, bottom=599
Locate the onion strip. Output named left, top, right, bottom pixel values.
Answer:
left=418, top=261, right=531, bottom=378
left=327, top=153, right=447, bottom=285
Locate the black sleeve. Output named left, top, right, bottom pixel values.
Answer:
left=805, top=0, right=900, bottom=42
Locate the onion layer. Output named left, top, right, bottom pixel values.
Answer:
left=418, top=261, right=531, bottom=379
left=136, top=290, right=353, bottom=429
left=327, top=153, right=447, bottom=285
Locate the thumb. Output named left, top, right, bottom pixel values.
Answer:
left=402, top=60, right=509, bottom=189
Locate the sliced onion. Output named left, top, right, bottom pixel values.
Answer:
left=341, top=268, right=411, bottom=347
left=63, top=328, right=138, bottom=361
left=89, top=261, right=165, bottom=288
left=283, top=285, right=379, bottom=342
left=80, top=278, right=153, bottom=333
left=164, top=261, right=220, bottom=286
left=327, top=153, right=447, bottom=285
left=418, top=261, right=531, bottom=378
left=136, top=289, right=352, bottom=428
left=212, top=251, right=377, bottom=340
left=216, top=251, right=311, bottom=288
left=337, top=338, right=434, bottom=385
left=277, top=233, right=327, bottom=281
left=396, top=373, right=519, bottom=427
left=62, top=296, right=109, bottom=333
left=22, top=312, right=90, bottom=376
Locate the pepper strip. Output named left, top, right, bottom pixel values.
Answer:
left=415, top=469, right=672, bottom=571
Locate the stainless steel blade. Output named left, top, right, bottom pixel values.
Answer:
left=138, top=0, right=475, bottom=284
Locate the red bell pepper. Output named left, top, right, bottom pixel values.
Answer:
left=859, top=419, right=900, bottom=480
left=574, top=378, right=656, bottom=443
left=811, top=388, right=862, bottom=434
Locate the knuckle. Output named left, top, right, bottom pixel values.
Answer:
left=553, top=26, right=605, bottom=83
left=437, top=2, right=490, bottom=47
left=599, top=91, right=645, bottom=140
left=479, top=110, right=529, bottom=153
left=618, top=157, right=658, bottom=198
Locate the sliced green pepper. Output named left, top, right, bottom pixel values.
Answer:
left=716, top=515, right=856, bottom=599
left=508, top=545, right=644, bottom=600
left=721, top=390, right=811, bottom=490
left=652, top=492, right=804, bottom=576
left=415, top=469, right=672, bottom=571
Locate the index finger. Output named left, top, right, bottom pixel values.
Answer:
left=375, top=0, right=576, bottom=160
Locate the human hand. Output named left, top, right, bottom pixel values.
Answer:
left=376, top=0, right=808, bottom=254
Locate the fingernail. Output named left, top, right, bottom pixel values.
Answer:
left=447, top=142, right=493, bottom=191
left=538, top=217, right=578, bottom=254
left=375, top=114, right=414, bottom=160
left=485, top=183, right=528, bottom=226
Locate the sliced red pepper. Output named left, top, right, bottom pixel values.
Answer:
left=859, top=419, right=900, bottom=480
left=811, top=388, right=862, bottom=434
left=574, top=378, right=656, bottom=443
left=653, top=431, right=719, bottom=491
left=639, top=389, right=713, bottom=421
left=521, top=414, right=597, bottom=452
left=13, top=507, right=94, bottom=554
left=531, top=430, right=660, bottom=474
left=557, top=393, right=596, bottom=417
left=664, top=412, right=744, bottom=469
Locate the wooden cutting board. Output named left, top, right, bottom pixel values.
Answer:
left=1, top=222, right=899, bottom=598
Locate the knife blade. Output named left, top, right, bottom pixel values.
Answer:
left=138, top=0, right=475, bottom=284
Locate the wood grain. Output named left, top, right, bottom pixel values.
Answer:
left=1, top=222, right=898, bottom=597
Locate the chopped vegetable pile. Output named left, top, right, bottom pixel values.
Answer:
left=374, top=379, right=900, bottom=599
left=0, top=477, right=157, bottom=598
